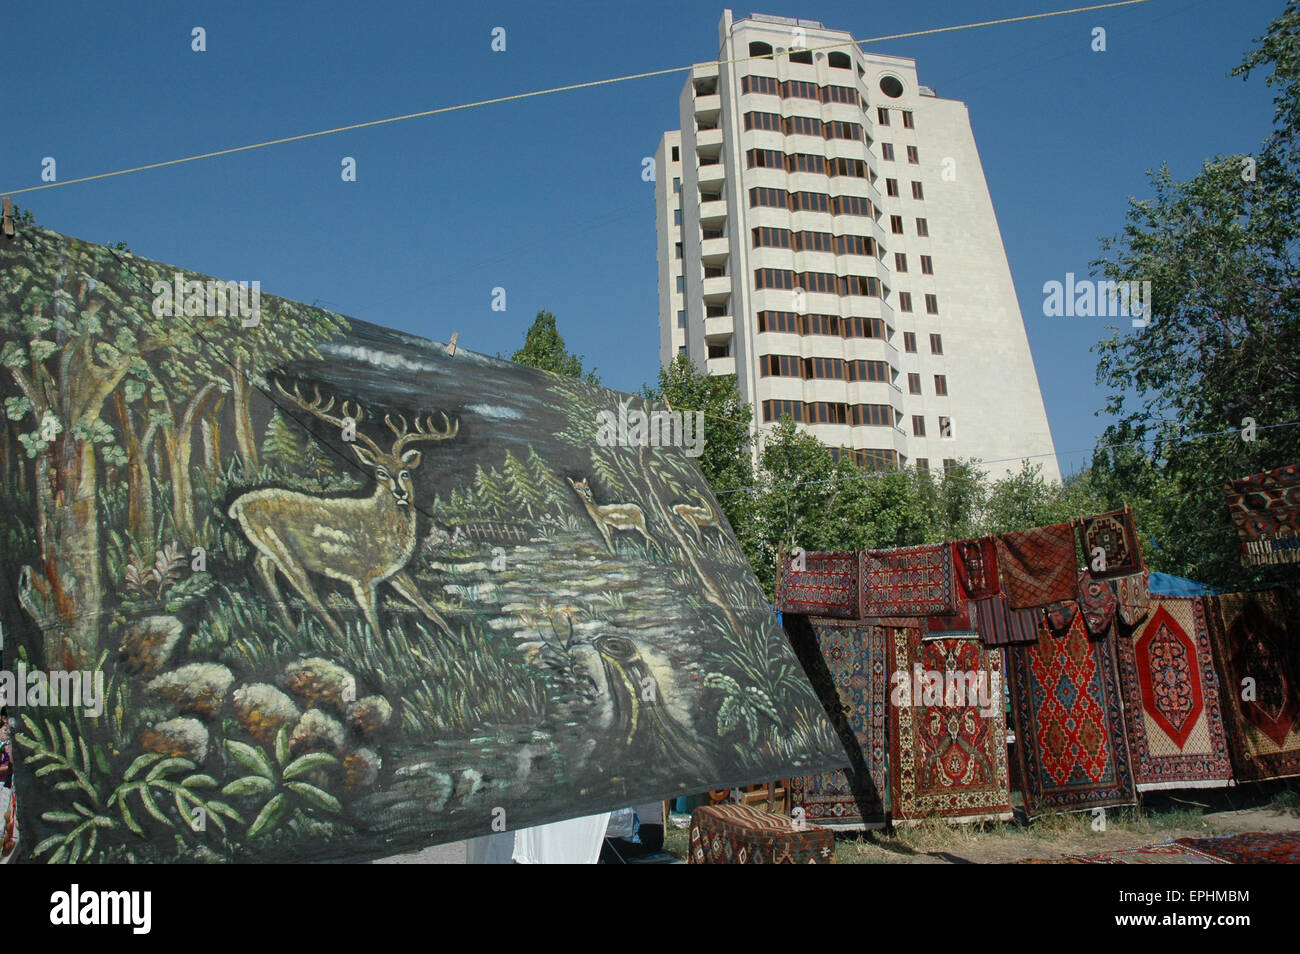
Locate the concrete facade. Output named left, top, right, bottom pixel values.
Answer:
left=655, top=10, right=1059, bottom=481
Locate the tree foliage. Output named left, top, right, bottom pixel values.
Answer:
left=510, top=310, right=599, bottom=383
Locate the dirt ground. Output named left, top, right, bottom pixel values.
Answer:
left=663, top=790, right=1300, bottom=863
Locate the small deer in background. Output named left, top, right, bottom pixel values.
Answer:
left=567, top=477, right=655, bottom=554
left=672, top=489, right=721, bottom=542
left=229, top=380, right=458, bottom=641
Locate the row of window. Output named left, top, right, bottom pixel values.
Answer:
left=910, top=415, right=954, bottom=439
left=884, top=178, right=925, bottom=200
left=879, top=143, right=920, bottom=164
left=743, top=112, right=866, bottom=142
left=876, top=108, right=915, bottom=129
left=740, top=75, right=860, bottom=105
left=759, top=355, right=893, bottom=383
left=901, top=331, right=944, bottom=353
left=745, top=148, right=871, bottom=179
left=749, top=187, right=877, bottom=218
left=753, top=268, right=885, bottom=298
left=751, top=227, right=879, bottom=257
left=914, top=458, right=958, bottom=474
left=756, top=311, right=888, bottom=339
left=829, top=447, right=899, bottom=471
left=761, top=400, right=899, bottom=427
left=892, top=253, right=934, bottom=275
left=906, top=373, right=948, bottom=396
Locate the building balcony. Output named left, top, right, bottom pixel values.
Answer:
left=702, top=275, right=731, bottom=298
left=699, top=199, right=728, bottom=227
left=697, top=163, right=725, bottom=188
left=696, top=127, right=724, bottom=149
left=694, top=92, right=721, bottom=115
left=705, top=314, right=733, bottom=338
left=700, top=236, right=729, bottom=260
left=707, top=355, right=736, bottom=376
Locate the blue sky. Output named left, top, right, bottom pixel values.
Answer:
left=1, top=0, right=1283, bottom=475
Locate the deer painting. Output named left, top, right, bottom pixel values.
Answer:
left=567, top=478, right=655, bottom=554
left=671, top=489, right=721, bottom=542
left=228, top=380, right=458, bottom=641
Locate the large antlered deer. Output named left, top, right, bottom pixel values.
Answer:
left=228, top=380, right=458, bottom=641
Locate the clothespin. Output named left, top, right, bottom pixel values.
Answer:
left=446, top=332, right=459, bottom=357
left=1, top=198, right=15, bottom=239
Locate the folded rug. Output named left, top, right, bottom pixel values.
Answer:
left=1115, top=571, right=1152, bottom=626
left=777, top=550, right=859, bottom=619
left=1204, top=589, right=1300, bottom=782
left=688, top=804, right=835, bottom=864
left=974, top=595, right=1042, bottom=647
left=1114, top=597, right=1233, bottom=791
left=1044, top=599, right=1079, bottom=635
left=953, top=537, right=1001, bottom=600
left=996, top=522, right=1078, bottom=609
left=861, top=543, right=956, bottom=618
left=1007, top=613, right=1138, bottom=815
left=1078, top=508, right=1144, bottom=579
left=887, top=627, right=1014, bottom=825
left=926, top=572, right=976, bottom=636
left=1222, top=463, right=1300, bottom=567
left=789, top=619, right=888, bottom=829
left=1078, top=569, right=1119, bottom=638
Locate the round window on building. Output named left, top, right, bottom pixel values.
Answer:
left=879, top=75, right=904, bottom=98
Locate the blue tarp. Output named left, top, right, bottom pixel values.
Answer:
left=1148, top=572, right=1217, bottom=597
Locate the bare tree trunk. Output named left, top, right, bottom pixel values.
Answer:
left=115, top=391, right=156, bottom=545
left=163, top=383, right=217, bottom=542
left=201, top=393, right=226, bottom=471
left=231, top=356, right=259, bottom=470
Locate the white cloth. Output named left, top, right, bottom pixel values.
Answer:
left=464, top=811, right=613, bottom=864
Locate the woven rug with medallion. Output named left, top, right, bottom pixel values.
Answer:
left=1008, top=613, right=1137, bottom=814
left=776, top=550, right=860, bottom=618
left=1114, top=597, right=1232, bottom=790
left=688, top=803, right=835, bottom=864
left=1078, top=508, right=1144, bottom=578
left=861, top=543, right=956, bottom=618
left=1204, top=589, right=1300, bottom=781
left=789, top=619, right=888, bottom=829
left=887, top=627, right=1013, bottom=824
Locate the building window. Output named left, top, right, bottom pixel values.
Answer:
left=846, top=359, right=890, bottom=382
left=788, top=49, right=813, bottom=65
left=908, top=372, right=921, bottom=394
left=744, top=111, right=782, bottom=132
left=939, top=416, right=953, bottom=439
left=676, top=275, right=684, bottom=292
left=749, top=186, right=788, bottom=208
left=756, top=310, right=799, bottom=334
left=894, top=252, right=908, bottom=272
left=678, top=345, right=686, bottom=357
left=787, top=153, right=826, bottom=174
left=825, top=121, right=863, bottom=141
left=784, top=115, right=823, bottom=137
left=832, top=194, right=875, bottom=218
left=671, top=145, right=680, bottom=161
left=851, top=404, right=895, bottom=427
left=929, top=333, right=943, bottom=354
left=880, top=143, right=894, bottom=161
left=673, top=177, right=681, bottom=193
left=890, top=215, right=904, bottom=234
left=829, top=157, right=866, bottom=178
left=828, top=51, right=852, bottom=70
left=760, top=354, right=801, bottom=377
left=898, top=292, right=913, bottom=312
left=885, top=178, right=899, bottom=197
left=906, top=145, right=919, bottom=164
left=675, top=242, right=682, bottom=259
left=911, top=415, right=926, bottom=437
left=876, top=107, right=890, bottom=126
left=823, top=84, right=857, bottom=104
left=911, top=181, right=925, bottom=200
left=746, top=148, right=784, bottom=169
left=783, top=78, right=818, bottom=99
left=839, top=275, right=881, bottom=297
left=915, top=217, right=929, bottom=237
left=934, top=374, right=947, bottom=395
left=673, top=208, right=681, bottom=226
left=925, top=294, right=939, bottom=314
left=677, top=310, right=685, bottom=328
left=741, top=74, right=781, bottom=95
left=754, top=268, right=794, bottom=290
left=903, top=332, right=917, bottom=353
left=752, top=226, right=792, bottom=249
left=789, top=191, right=830, bottom=213
left=920, top=254, right=933, bottom=275
left=915, top=457, right=929, bottom=472
left=749, top=41, right=774, bottom=59
left=835, top=234, right=876, bottom=256
left=792, top=230, right=834, bottom=252
left=902, top=110, right=915, bottom=129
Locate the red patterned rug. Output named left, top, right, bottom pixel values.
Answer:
left=954, top=537, right=1001, bottom=600
left=861, top=543, right=956, bottom=618
left=1114, top=597, right=1233, bottom=791
left=1007, top=613, right=1137, bottom=815
left=996, top=522, right=1079, bottom=609
left=789, top=619, right=888, bottom=829
left=1078, top=508, right=1144, bottom=578
left=1116, top=571, right=1152, bottom=626
left=1204, top=589, right=1300, bottom=781
left=688, top=804, right=835, bottom=864
left=1223, top=463, right=1300, bottom=567
left=887, top=628, right=1013, bottom=824
left=974, top=595, right=1042, bottom=647
left=1173, top=830, right=1300, bottom=863
left=777, top=550, right=859, bottom=618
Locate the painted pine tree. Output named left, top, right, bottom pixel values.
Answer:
left=501, top=450, right=542, bottom=518
left=261, top=411, right=303, bottom=471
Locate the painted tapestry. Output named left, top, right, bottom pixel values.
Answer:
left=1114, top=598, right=1233, bottom=791
left=0, top=227, right=841, bottom=862
left=1007, top=614, right=1137, bottom=815
left=1204, top=589, right=1300, bottom=782
left=887, top=628, right=1012, bottom=825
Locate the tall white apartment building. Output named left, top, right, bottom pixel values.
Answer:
left=655, top=10, right=1059, bottom=480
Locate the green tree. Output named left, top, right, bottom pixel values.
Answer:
left=500, top=449, right=542, bottom=518
left=261, top=410, right=303, bottom=471
left=510, top=311, right=599, bottom=383
left=1092, top=2, right=1300, bottom=587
